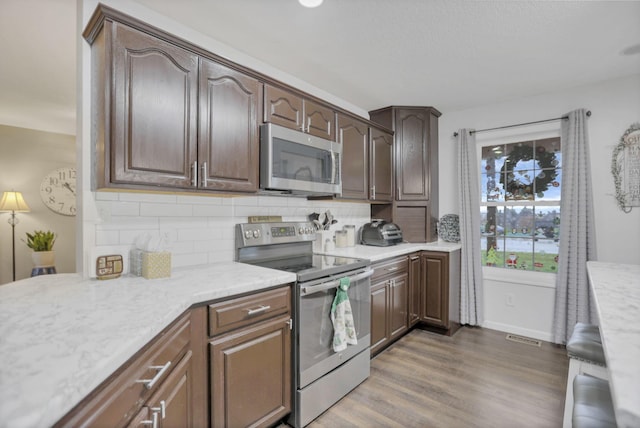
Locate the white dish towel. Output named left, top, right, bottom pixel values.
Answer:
left=331, top=277, right=358, bottom=352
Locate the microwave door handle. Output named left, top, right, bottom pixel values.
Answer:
left=330, top=150, right=337, bottom=184
left=300, top=268, right=373, bottom=297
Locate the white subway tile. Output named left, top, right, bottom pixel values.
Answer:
left=193, top=204, right=233, bottom=217
left=176, top=194, right=224, bottom=205
left=110, top=202, right=140, bottom=216
left=119, top=193, right=178, bottom=203
left=172, top=252, right=208, bottom=268
left=178, top=228, right=220, bottom=241
left=140, top=203, right=193, bottom=217
left=233, top=196, right=259, bottom=206
left=96, top=216, right=159, bottom=230
left=159, top=217, right=209, bottom=229
left=95, top=230, right=120, bottom=246
left=94, top=192, right=119, bottom=201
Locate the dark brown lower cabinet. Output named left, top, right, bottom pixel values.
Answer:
left=55, top=310, right=207, bottom=428
left=210, top=315, right=291, bottom=428
left=370, top=256, right=408, bottom=356
left=420, top=250, right=461, bottom=336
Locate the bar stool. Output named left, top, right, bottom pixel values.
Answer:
left=562, top=323, right=608, bottom=428
left=572, top=374, right=616, bottom=428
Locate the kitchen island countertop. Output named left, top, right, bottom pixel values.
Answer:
left=0, top=262, right=295, bottom=428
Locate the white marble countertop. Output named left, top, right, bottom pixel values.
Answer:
left=317, top=241, right=461, bottom=262
left=0, top=262, right=296, bottom=428
left=587, top=261, right=640, bottom=428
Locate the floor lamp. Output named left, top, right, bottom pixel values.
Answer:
left=0, top=191, right=30, bottom=281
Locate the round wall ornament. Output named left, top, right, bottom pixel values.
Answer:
left=611, top=122, right=640, bottom=213
left=438, top=214, right=460, bottom=243
left=39, top=167, right=77, bottom=216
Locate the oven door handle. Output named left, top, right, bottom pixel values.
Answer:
left=300, top=268, right=373, bottom=296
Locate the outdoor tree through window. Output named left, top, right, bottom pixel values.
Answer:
left=480, top=137, right=561, bottom=272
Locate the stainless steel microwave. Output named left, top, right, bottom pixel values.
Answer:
left=260, top=123, right=342, bottom=196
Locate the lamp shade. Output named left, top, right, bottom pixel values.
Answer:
left=0, top=191, right=30, bottom=212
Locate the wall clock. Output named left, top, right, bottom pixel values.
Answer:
left=40, top=167, right=77, bottom=216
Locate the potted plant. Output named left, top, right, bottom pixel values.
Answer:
left=24, top=230, right=57, bottom=268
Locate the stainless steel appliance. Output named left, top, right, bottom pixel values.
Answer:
left=260, top=123, right=342, bottom=196
left=236, top=222, right=372, bottom=427
left=360, top=219, right=404, bottom=246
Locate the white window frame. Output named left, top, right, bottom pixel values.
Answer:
left=476, top=121, right=561, bottom=287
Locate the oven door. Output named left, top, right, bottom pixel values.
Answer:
left=296, top=267, right=372, bottom=388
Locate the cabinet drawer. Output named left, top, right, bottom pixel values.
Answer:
left=208, top=286, right=291, bottom=336
left=56, top=312, right=191, bottom=427
left=371, top=256, right=408, bottom=281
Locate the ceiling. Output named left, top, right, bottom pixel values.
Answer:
left=2, top=0, right=639, bottom=136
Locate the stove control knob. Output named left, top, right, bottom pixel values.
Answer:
left=253, top=230, right=261, bottom=239
left=244, top=230, right=252, bottom=239
left=305, top=227, right=311, bottom=234
left=299, top=227, right=304, bottom=235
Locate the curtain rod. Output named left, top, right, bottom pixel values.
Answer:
left=453, top=110, right=592, bottom=137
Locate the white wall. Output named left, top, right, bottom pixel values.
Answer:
left=439, top=74, right=640, bottom=341
left=0, top=125, right=76, bottom=284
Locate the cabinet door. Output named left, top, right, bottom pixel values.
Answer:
left=370, top=127, right=393, bottom=202
left=304, top=99, right=335, bottom=141
left=337, top=114, right=369, bottom=200
left=198, top=58, right=261, bottom=192
left=370, top=279, right=389, bottom=355
left=389, top=273, right=408, bottom=340
left=264, top=85, right=304, bottom=131
left=395, top=108, right=429, bottom=201
left=143, top=351, right=194, bottom=428
left=421, top=252, right=449, bottom=328
left=111, top=22, right=198, bottom=188
left=210, top=315, right=291, bottom=428
left=408, top=253, right=421, bottom=327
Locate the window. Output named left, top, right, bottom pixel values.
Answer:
left=480, top=137, right=561, bottom=273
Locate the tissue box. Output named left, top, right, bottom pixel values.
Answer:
left=130, top=249, right=143, bottom=276
left=142, top=251, right=171, bottom=279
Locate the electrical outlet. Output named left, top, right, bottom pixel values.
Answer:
left=506, top=293, right=515, bottom=307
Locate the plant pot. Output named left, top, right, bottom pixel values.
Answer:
left=32, top=251, right=55, bottom=268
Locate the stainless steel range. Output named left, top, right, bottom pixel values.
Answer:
left=236, top=222, right=372, bottom=427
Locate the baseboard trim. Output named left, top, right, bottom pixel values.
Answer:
left=482, top=320, right=552, bottom=343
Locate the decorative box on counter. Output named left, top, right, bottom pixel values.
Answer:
left=140, top=251, right=171, bottom=279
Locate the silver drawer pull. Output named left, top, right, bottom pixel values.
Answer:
left=245, top=305, right=271, bottom=316
left=386, top=266, right=399, bottom=272
left=136, top=361, right=172, bottom=389
left=151, top=400, right=166, bottom=419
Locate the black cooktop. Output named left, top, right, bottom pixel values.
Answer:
left=251, top=254, right=368, bottom=282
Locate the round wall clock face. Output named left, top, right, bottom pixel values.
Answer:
left=40, top=167, right=77, bottom=216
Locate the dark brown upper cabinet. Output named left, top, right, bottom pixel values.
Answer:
left=337, top=114, right=369, bottom=200
left=264, top=84, right=336, bottom=141
left=369, top=126, right=393, bottom=202
left=337, top=114, right=393, bottom=202
left=198, top=58, right=261, bottom=192
left=369, top=106, right=441, bottom=202
left=107, top=21, right=199, bottom=189
left=85, top=10, right=260, bottom=193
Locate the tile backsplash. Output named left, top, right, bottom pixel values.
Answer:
left=93, top=192, right=371, bottom=269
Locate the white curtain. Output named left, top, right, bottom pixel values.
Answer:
left=457, top=129, right=484, bottom=325
left=553, top=109, right=597, bottom=344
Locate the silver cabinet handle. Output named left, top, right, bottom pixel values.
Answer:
left=191, top=161, right=198, bottom=187
left=245, top=305, right=271, bottom=316
left=151, top=400, right=166, bottom=419
left=371, top=185, right=376, bottom=199
left=410, top=256, right=420, bottom=261
left=136, top=361, right=172, bottom=389
left=386, top=266, right=399, bottom=272
left=200, top=161, right=207, bottom=187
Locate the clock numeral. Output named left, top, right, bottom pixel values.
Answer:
left=49, top=196, right=56, bottom=204
left=44, top=186, right=52, bottom=194
left=49, top=177, right=59, bottom=186
left=69, top=206, right=77, bottom=215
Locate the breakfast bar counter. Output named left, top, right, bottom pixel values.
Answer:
left=587, top=261, right=640, bottom=428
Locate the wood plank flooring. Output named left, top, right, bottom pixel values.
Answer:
left=307, top=327, right=569, bottom=428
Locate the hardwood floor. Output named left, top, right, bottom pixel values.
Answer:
left=307, top=327, right=569, bottom=428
